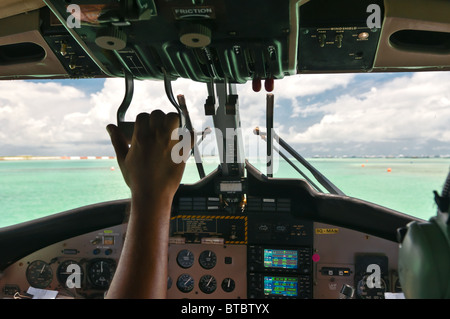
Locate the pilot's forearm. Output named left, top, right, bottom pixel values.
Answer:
left=105, top=111, right=188, bottom=299
left=106, top=192, right=173, bottom=299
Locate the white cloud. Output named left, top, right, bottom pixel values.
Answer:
left=0, top=81, right=90, bottom=149
left=238, top=73, right=355, bottom=116
left=233, top=74, right=356, bottom=140
left=1, top=71, right=450, bottom=157
left=283, top=72, right=450, bottom=147
left=88, top=77, right=210, bottom=130
left=0, top=78, right=211, bottom=156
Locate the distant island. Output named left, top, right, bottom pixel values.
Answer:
left=0, top=156, right=116, bottom=161
left=1, top=155, right=449, bottom=161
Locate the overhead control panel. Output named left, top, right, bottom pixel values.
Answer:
left=3, top=0, right=450, bottom=81
left=298, top=0, right=384, bottom=72
left=39, top=8, right=106, bottom=79
left=44, top=0, right=299, bottom=84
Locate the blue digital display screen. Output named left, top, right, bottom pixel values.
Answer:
left=264, top=276, right=298, bottom=297
left=263, top=249, right=298, bottom=269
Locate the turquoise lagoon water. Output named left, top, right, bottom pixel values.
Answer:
left=0, top=157, right=449, bottom=228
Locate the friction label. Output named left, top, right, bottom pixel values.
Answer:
left=173, top=6, right=216, bottom=20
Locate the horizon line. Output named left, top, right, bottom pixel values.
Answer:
left=1, top=155, right=450, bottom=161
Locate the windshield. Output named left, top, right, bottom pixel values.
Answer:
left=1, top=72, right=449, bottom=228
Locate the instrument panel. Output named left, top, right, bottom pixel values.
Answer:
left=168, top=244, right=246, bottom=298
left=0, top=224, right=126, bottom=299
left=0, top=163, right=408, bottom=299
left=0, top=202, right=400, bottom=299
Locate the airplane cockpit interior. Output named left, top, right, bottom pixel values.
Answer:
left=0, top=0, right=449, bottom=302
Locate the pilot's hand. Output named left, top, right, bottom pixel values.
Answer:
left=106, top=110, right=192, bottom=200
left=106, top=110, right=193, bottom=299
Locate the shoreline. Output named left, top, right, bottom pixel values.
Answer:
left=0, top=155, right=449, bottom=161
left=0, top=156, right=116, bottom=161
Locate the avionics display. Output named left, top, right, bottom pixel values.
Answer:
left=263, top=276, right=298, bottom=297
left=263, top=249, right=298, bottom=269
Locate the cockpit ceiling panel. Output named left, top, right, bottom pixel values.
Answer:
left=373, top=0, right=450, bottom=71
left=41, top=0, right=297, bottom=82
left=0, top=0, right=45, bottom=20
left=1, top=0, right=450, bottom=81
left=0, top=11, right=68, bottom=79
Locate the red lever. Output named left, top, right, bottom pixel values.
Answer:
left=264, top=78, right=274, bottom=92
left=252, top=78, right=261, bottom=92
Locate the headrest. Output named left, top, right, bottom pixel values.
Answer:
left=398, top=171, right=450, bottom=298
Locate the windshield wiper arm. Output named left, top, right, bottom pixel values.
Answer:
left=254, top=127, right=324, bottom=193
left=273, top=131, right=345, bottom=196
left=259, top=92, right=345, bottom=196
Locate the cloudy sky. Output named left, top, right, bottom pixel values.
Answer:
left=1, top=71, right=450, bottom=158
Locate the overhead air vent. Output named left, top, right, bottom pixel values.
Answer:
left=0, top=10, right=68, bottom=79
left=0, top=42, right=45, bottom=66
left=389, top=30, right=450, bottom=55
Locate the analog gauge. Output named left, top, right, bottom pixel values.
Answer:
left=356, top=275, right=387, bottom=299
left=87, top=259, right=116, bottom=289
left=26, top=260, right=53, bottom=289
left=221, top=278, right=235, bottom=293
left=177, top=249, right=194, bottom=269
left=57, top=260, right=84, bottom=288
left=199, top=250, right=217, bottom=269
left=199, top=275, right=217, bottom=294
left=177, top=274, right=194, bottom=293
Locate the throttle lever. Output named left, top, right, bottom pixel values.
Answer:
left=117, top=70, right=135, bottom=142
left=163, top=68, right=185, bottom=128
left=117, top=69, right=186, bottom=142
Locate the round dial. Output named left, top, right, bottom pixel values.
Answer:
left=176, top=249, right=194, bottom=269
left=177, top=273, right=194, bottom=293
left=26, top=260, right=53, bottom=289
left=199, top=275, right=217, bottom=294
left=57, top=260, right=84, bottom=288
left=87, top=259, right=116, bottom=289
left=221, top=278, right=235, bottom=293
left=199, top=250, right=217, bottom=269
